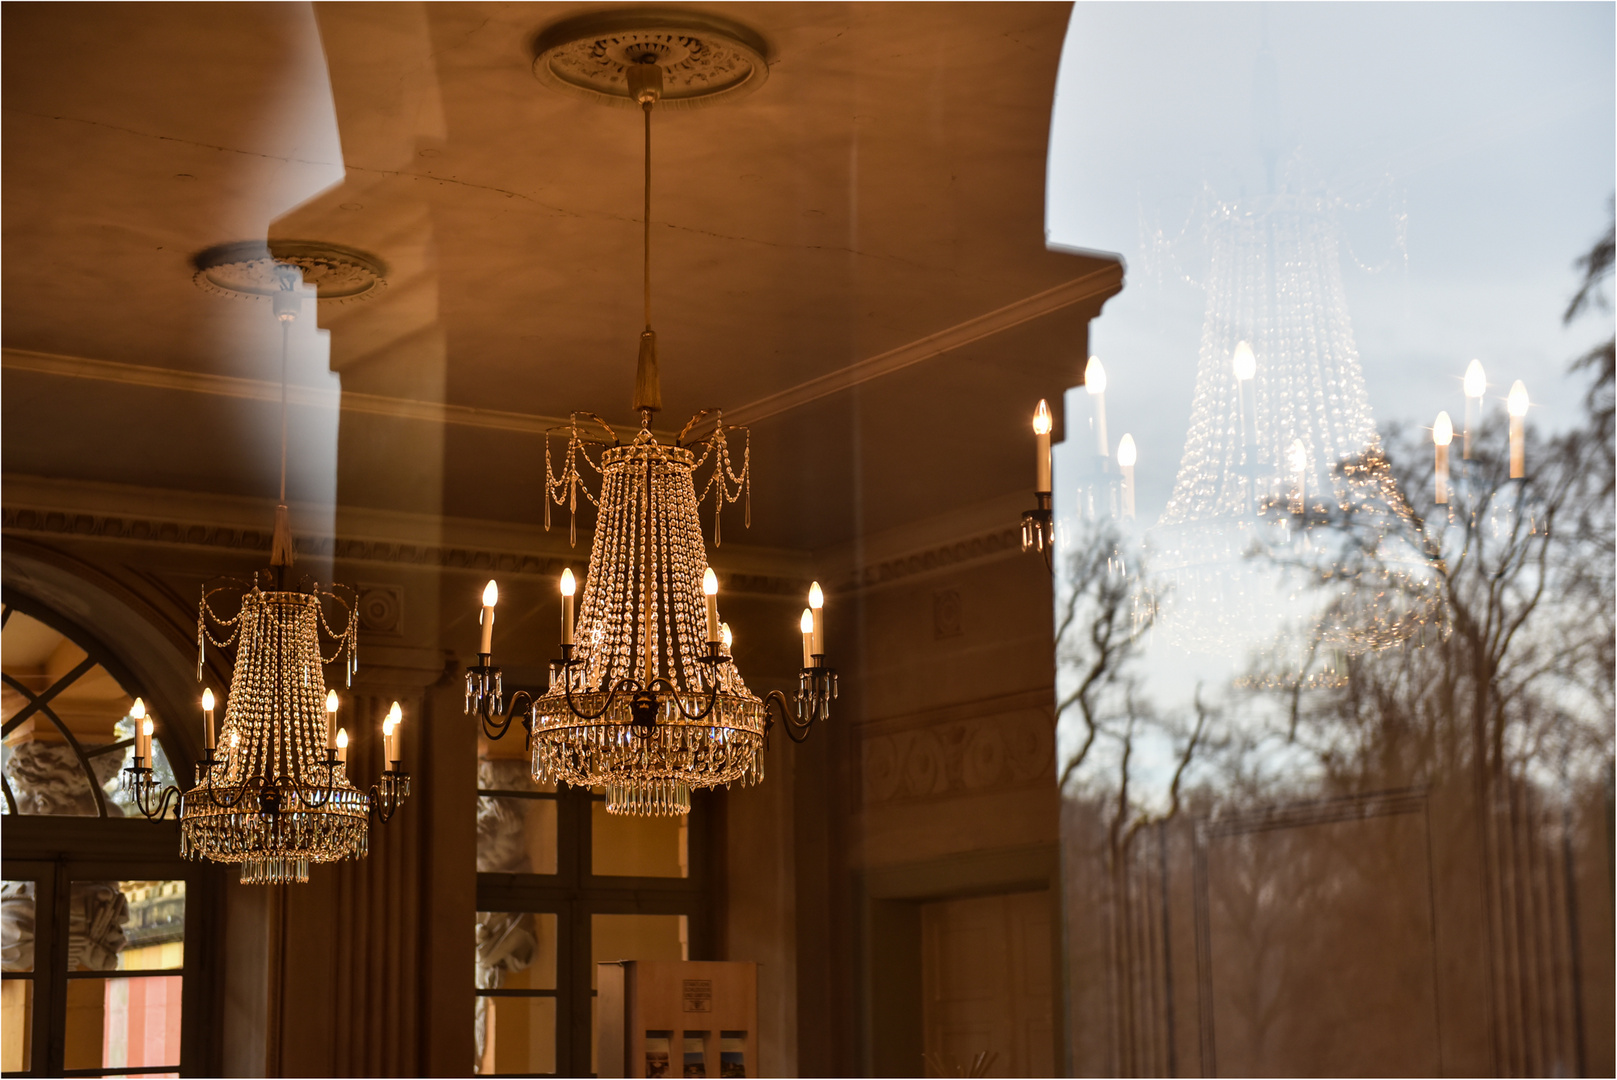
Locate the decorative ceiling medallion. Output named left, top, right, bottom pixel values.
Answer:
left=530, top=10, right=768, bottom=109
left=191, top=241, right=387, bottom=304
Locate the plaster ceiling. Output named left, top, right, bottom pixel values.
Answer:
left=2, top=2, right=1117, bottom=554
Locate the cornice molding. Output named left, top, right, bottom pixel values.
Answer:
left=720, top=264, right=1124, bottom=428
left=3, top=264, right=1121, bottom=439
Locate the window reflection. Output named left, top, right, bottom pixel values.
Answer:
left=477, top=752, right=558, bottom=875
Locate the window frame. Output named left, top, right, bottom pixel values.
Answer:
left=475, top=777, right=720, bottom=1078
left=2, top=829, right=217, bottom=1077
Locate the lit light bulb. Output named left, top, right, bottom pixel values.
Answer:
left=1464, top=360, right=1486, bottom=399
left=800, top=608, right=815, bottom=634
left=559, top=568, right=576, bottom=597
left=386, top=701, right=402, bottom=729
left=142, top=719, right=154, bottom=738
left=201, top=688, right=215, bottom=711
left=230, top=730, right=240, bottom=750
left=1433, top=412, right=1453, bottom=447
left=130, top=697, right=146, bottom=721
left=1288, top=439, right=1308, bottom=474
left=1507, top=380, right=1529, bottom=417
left=336, top=728, right=348, bottom=748
left=703, top=567, right=719, bottom=596
left=482, top=579, right=499, bottom=607
left=1232, top=340, right=1256, bottom=381
left=326, top=689, right=339, bottom=713
left=1031, top=399, right=1052, bottom=435
left=720, top=623, right=733, bottom=650
left=1116, top=433, right=1138, bottom=468
left=1084, top=356, right=1107, bottom=395
left=808, top=582, right=824, bottom=610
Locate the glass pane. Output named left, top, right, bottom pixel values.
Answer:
left=2, top=881, right=35, bottom=972
left=62, top=974, right=182, bottom=1070
left=476, top=912, right=556, bottom=991
left=115, top=881, right=185, bottom=971
left=478, top=751, right=556, bottom=795
left=478, top=795, right=558, bottom=875
left=590, top=914, right=688, bottom=989
left=1, top=978, right=31, bottom=1071
left=65, top=881, right=185, bottom=973
left=476, top=994, right=555, bottom=1075
left=591, top=802, right=688, bottom=878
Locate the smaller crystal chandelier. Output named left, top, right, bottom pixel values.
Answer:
left=123, top=270, right=410, bottom=884
left=465, top=44, right=836, bottom=816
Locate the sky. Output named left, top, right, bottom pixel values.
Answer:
left=1046, top=1, right=1615, bottom=527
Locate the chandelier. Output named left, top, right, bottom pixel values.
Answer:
left=465, top=33, right=835, bottom=816
left=123, top=271, right=410, bottom=883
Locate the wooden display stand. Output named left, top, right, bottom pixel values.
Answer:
left=598, top=960, right=758, bottom=1078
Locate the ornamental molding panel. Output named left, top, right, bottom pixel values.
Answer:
left=860, top=688, right=1055, bottom=808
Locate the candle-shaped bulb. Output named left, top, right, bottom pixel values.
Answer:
left=800, top=608, right=815, bottom=634
left=1464, top=360, right=1487, bottom=399
left=325, top=689, right=339, bottom=714
left=1032, top=398, right=1053, bottom=492
left=1084, top=356, right=1107, bottom=395
left=720, top=622, right=733, bottom=651
left=800, top=607, right=815, bottom=669
left=702, top=566, right=720, bottom=642
left=336, top=728, right=349, bottom=748
left=559, top=567, right=577, bottom=646
left=1232, top=340, right=1256, bottom=381
left=387, top=701, right=402, bottom=726
left=1116, top=433, right=1138, bottom=467
left=201, top=688, right=215, bottom=711
left=142, top=718, right=154, bottom=739
left=1433, top=412, right=1453, bottom=505
left=806, top=584, right=825, bottom=660
left=130, top=697, right=146, bottom=721
left=1288, top=439, right=1308, bottom=475
left=1031, top=399, right=1052, bottom=435
left=479, top=580, right=499, bottom=653
left=1507, top=380, right=1529, bottom=417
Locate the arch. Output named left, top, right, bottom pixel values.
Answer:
left=2, top=540, right=212, bottom=775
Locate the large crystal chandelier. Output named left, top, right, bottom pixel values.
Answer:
left=465, top=34, right=835, bottom=816
left=123, top=272, right=410, bottom=883
left=1137, top=171, right=1442, bottom=668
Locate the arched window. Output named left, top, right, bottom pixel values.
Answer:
left=1, top=594, right=213, bottom=1077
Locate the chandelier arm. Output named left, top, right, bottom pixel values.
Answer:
left=761, top=690, right=815, bottom=744
left=478, top=689, right=535, bottom=743
left=559, top=667, right=639, bottom=721
left=645, top=662, right=724, bottom=722
left=201, top=761, right=262, bottom=811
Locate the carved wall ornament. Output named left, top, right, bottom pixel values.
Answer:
left=861, top=698, right=1054, bottom=807
left=530, top=11, right=769, bottom=109
left=933, top=588, right=963, bottom=639
left=192, top=240, right=387, bottom=304
left=357, top=583, right=405, bottom=637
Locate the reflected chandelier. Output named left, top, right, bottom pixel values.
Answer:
left=123, top=273, right=410, bottom=884
left=465, top=40, right=836, bottom=816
